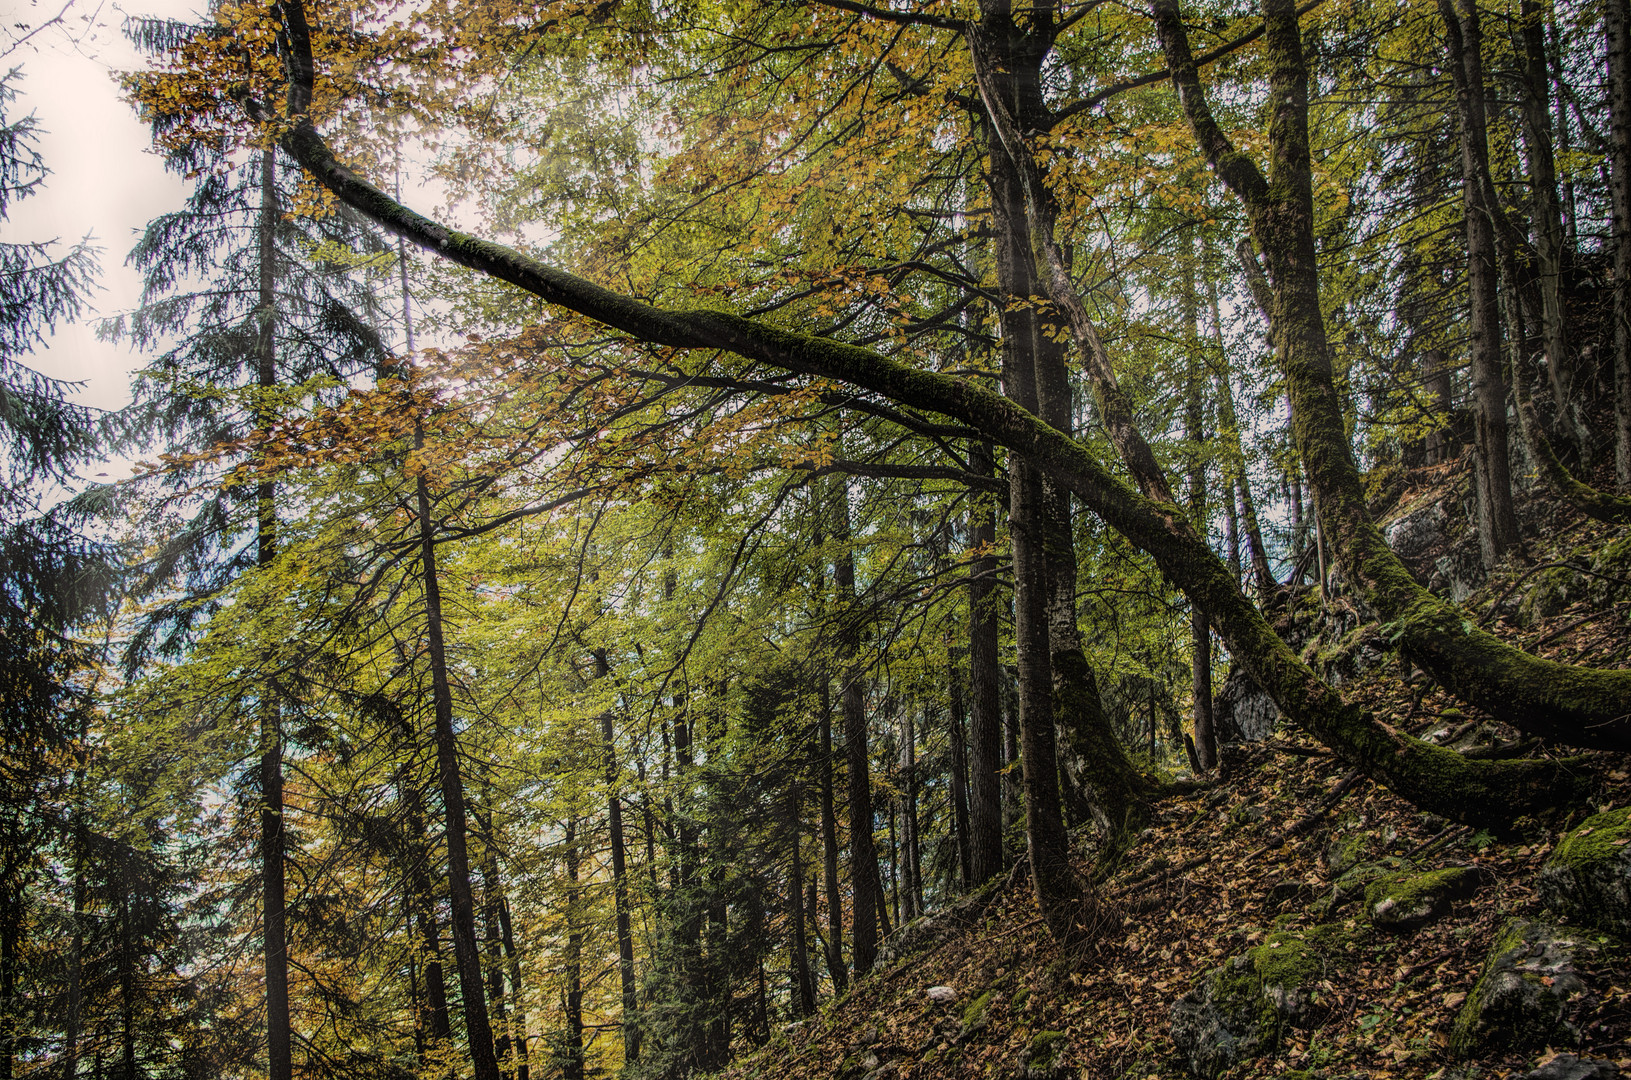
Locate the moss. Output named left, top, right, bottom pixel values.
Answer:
left=1011, top=986, right=1031, bottom=1011
left=1324, top=832, right=1369, bottom=875
left=1027, top=1030, right=1066, bottom=1067
left=1250, top=932, right=1322, bottom=990
left=960, top=990, right=993, bottom=1032
left=1549, top=807, right=1631, bottom=870
left=1364, top=866, right=1479, bottom=914
left=1301, top=921, right=1361, bottom=954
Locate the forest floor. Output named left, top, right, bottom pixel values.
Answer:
left=725, top=481, right=1631, bottom=1080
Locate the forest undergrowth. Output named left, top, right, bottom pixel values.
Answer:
left=727, top=475, right=1631, bottom=1080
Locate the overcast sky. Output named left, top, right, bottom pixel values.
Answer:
left=7, top=0, right=204, bottom=412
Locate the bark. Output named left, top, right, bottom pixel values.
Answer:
left=832, top=482, right=882, bottom=974
left=256, top=146, right=293, bottom=1080
left=1440, top=0, right=1522, bottom=567
left=561, top=819, right=584, bottom=1080
left=272, top=0, right=1620, bottom=816
left=413, top=450, right=501, bottom=1080
left=901, top=706, right=922, bottom=918
left=398, top=773, right=453, bottom=1049
left=966, top=443, right=1005, bottom=884
left=948, top=667, right=973, bottom=889
left=987, top=89, right=1093, bottom=937
left=495, top=898, right=530, bottom=1080
left=787, top=786, right=815, bottom=1015
left=1424, top=349, right=1454, bottom=466
left=1520, top=0, right=1588, bottom=461
left=597, top=654, right=640, bottom=1064
left=1611, top=0, right=1631, bottom=486
left=473, top=808, right=531, bottom=1080
left=1184, top=249, right=1217, bottom=771
left=478, top=841, right=511, bottom=1076
left=816, top=679, right=847, bottom=992
left=976, top=17, right=1150, bottom=846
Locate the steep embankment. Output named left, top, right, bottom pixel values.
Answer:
left=728, top=477, right=1631, bottom=1079
left=729, top=746, right=1631, bottom=1079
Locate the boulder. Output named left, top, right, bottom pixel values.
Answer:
left=1449, top=919, right=1603, bottom=1059
left=1213, top=664, right=1280, bottom=743
left=1539, top=807, right=1631, bottom=935
left=1385, top=500, right=1449, bottom=564
left=1364, top=865, right=1481, bottom=932
left=1169, top=932, right=1322, bottom=1079
left=1524, top=1055, right=1622, bottom=1080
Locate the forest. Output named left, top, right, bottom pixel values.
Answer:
left=7, top=0, right=1631, bottom=1076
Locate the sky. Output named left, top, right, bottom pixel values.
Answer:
left=6, top=0, right=205, bottom=412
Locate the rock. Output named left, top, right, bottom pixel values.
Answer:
left=1212, top=664, right=1280, bottom=743
left=925, top=985, right=957, bottom=1003
left=1430, top=541, right=1485, bottom=604
left=1449, top=919, right=1603, bottom=1059
left=1323, top=832, right=1370, bottom=876
left=1169, top=932, right=1322, bottom=1078
left=1539, top=807, right=1631, bottom=935
left=1364, top=865, right=1481, bottom=932
left=1519, top=565, right=1586, bottom=627
left=1524, top=1055, right=1622, bottom=1080
left=1018, top=1030, right=1069, bottom=1080
left=1385, top=500, right=1448, bottom=563
left=958, top=990, right=993, bottom=1039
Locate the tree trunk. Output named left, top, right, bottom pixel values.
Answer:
left=816, top=679, right=847, bottom=993
left=479, top=841, right=511, bottom=1078
left=1440, top=0, right=1522, bottom=566
left=832, top=482, right=882, bottom=974
left=561, top=819, right=584, bottom=1080
left=597, top=654, right=640, bottom=1064
left=1183, top=247, right=1217, bottom=771
left=901, top=706, right=921, bottom=919
left=787, top=785, right=815, bottom=1015
left=948, top=667, right=973, bottom=889
left=1520, top=0, right=1587, bottom=461
left=988, top=103, right=1089, bottom=937
left=1610, top=0, right=1631, bottom=486
left=398, top=772, right=453, bottom=1049
left=413, top=454, right=501, bottom=1080
left=966, top=443, right=1005, bottom=885
left=255, top=144, right=294, bottom=1080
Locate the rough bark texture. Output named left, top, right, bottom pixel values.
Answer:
left=1440, top=0, right=1522, bottom=567
left=1520, top=0, right=1588, bottom=461
left=1611, top=0, right=1631, bottom=487
left=966, top=443, right=1005, bottom=885
left=832, top=485, right=882, bottom=974
left=816, top=681, right=847, bottom=993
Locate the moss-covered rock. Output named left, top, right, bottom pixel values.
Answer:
left=1539, top=807, right=1631, bottom=935
left=1519, top=565, right=1584, bottom=627
left=1323, top=831, right=1369, bottom=876
left=1169, top=933, right=1323, bottom=1078
left=1019, top=1030, right=1068, bottom=1080
left=1364, top=865, right=1481, bottom=932
left=958, top=990, right=992, bottom=1038
left=1448, top=919, right=1602, bottom=1059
